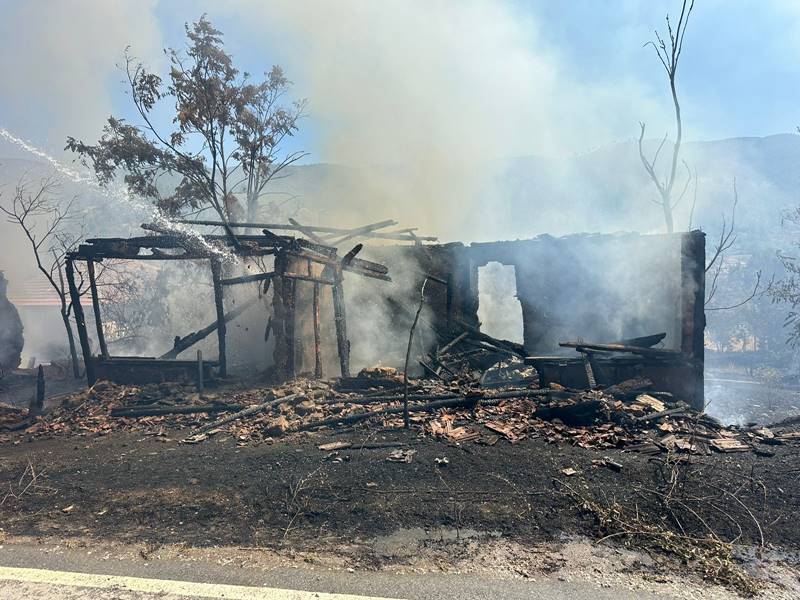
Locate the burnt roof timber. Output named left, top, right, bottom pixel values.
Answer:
left=172, top=219, right=438, bottom=242
left=72, top=233, right=391, bottom=281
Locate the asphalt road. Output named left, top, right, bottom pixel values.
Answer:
left=0, top=542, right=684, bottom=600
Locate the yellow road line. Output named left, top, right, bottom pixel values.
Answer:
left=0, top=565, right=405, bottom=600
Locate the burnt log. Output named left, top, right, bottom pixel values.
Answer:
left=160, top=296, right=259, bottom=359
left=210, top=259, right=227, bottom=378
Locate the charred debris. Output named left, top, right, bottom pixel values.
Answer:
left=5, top=219, right=762, bottom=457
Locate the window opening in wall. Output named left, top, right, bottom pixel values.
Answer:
left=477, top=262, right=524, bottom=344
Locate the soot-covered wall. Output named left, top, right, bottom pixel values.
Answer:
left=362, top=231, right=705, bottom=407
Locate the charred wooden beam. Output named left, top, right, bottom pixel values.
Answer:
left=281, top=271, right=336, bottom=286
left=559, top=340, right=682, bottom=357
left=285, top=277, right=298, bottom=379
left=327, top=220, right=397, bottom=245
left=452, top=318, right=526, bottom=357
left=86, top=259, right=108, bottom=359
left=110, top=403, right=245, bottom=418
left=220, top=272, right=274, bottom=286
left=159, top=295, right=260, bottom=359
left=332, top=264, right=350, bottom=378
left=66, top=258, right=96, bottom=386
left=681, top=231, right=706, bottom=411
left=288, top=218, right=327, bottom=244
left=284, top=246, right=390, bottom=280
left=341, top=243, right=364, bottom=265
left=190, top=393, right=300, bottom=437
left=29, top=365, right=44, bottom=417
left=313, top=282, right=323, bottom=379
left=176, top=219, right=438, bottom=242
left=615, top=332, right=667, bottom=348
left=210, top=258, right=227, bottom=378
left=272, top=273, right=287, bottom=375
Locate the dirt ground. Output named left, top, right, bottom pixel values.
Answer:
left=1, top=367, right=800, bottom=597
left=0, top=418, right=798, bottom=591
left=0, top=367, right=83, bottom=409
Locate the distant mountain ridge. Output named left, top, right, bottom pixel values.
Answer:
left=2, top=133, right=799, bottom=246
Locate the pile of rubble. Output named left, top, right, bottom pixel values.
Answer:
left=2, top=366, right=798, bottom=456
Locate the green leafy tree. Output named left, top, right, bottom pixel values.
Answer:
left=67, top=16, right=306, bottom=231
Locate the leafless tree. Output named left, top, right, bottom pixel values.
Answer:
left=0, top=176, right=90, bottom=377
left=704, top=179, right=767, bottom=311
left=639, top=0, right=695, bottom=233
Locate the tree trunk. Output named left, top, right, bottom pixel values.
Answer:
left=60, top=308, right=81, bottom=379
left=247, top=191, right=258, bottom=236
left=662, top=199, right=674, bottom=234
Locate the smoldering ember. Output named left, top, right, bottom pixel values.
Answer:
left=2, top=4, right=800, bottom=600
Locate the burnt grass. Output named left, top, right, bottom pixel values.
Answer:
left=0, top=425, right=798, bottom=561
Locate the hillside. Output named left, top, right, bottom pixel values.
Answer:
left=1, top=133, right=799, bottom=247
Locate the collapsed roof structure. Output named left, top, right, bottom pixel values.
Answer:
left=65, top=220, right=705, bottom=411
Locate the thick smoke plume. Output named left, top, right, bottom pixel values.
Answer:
left=219, top=0, right=668, bottom=241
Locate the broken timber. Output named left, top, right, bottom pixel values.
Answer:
left=160, top=295, right=261, bottom=359
left=559, top=340, right=682, bottom=357
left=68, top=220, right=394, bottom=386
left=174, top=219, right=438, bottom=243
left=210, top=258, right=228, bottom=378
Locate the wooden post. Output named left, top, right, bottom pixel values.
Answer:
left=86, top=259, right=108, bottom=358
left=66, top=258, right=96, bottom=386
left=29, top=364, right=45, bottom=417
left=313, top=282, right=322, bottom=378
left=332, top=265, right=350, bottom=378
left=285, top=277, right=297, bottom=379
left=210, top=258, right=227, bottom=378
left=680, top=231, right=706, bottom=411
left=272, top=273, right=287, bottom=376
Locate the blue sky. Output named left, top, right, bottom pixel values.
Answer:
left=2, top=0, right=800, bottom=163
left=525, top=0, right=800, bottom=140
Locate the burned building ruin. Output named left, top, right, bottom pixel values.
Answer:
left=65, top=222, right=705, bottom=410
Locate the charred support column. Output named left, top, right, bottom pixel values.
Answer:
left=313, top=282, right=323, bottom=378
left=332, top=265, right=350, bottom=378
left=285, top=277, right=297, bottom=379
left=680, top=230, right=706, bottom=411
left=210, top=258, right=227, bottom=378
left=86, top=259, right=108, bottom=359
left=271, top=251, right=294, bottom=379
left=272, top=271, right=287, bottom=376
left=29, top=364, right=45, bottom=417
left=66, top=258, right=96, bottom=386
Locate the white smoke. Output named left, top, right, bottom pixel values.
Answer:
left=0, top=0, right=162, bottom=151
left=210, top=0, right=669, bottom=241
